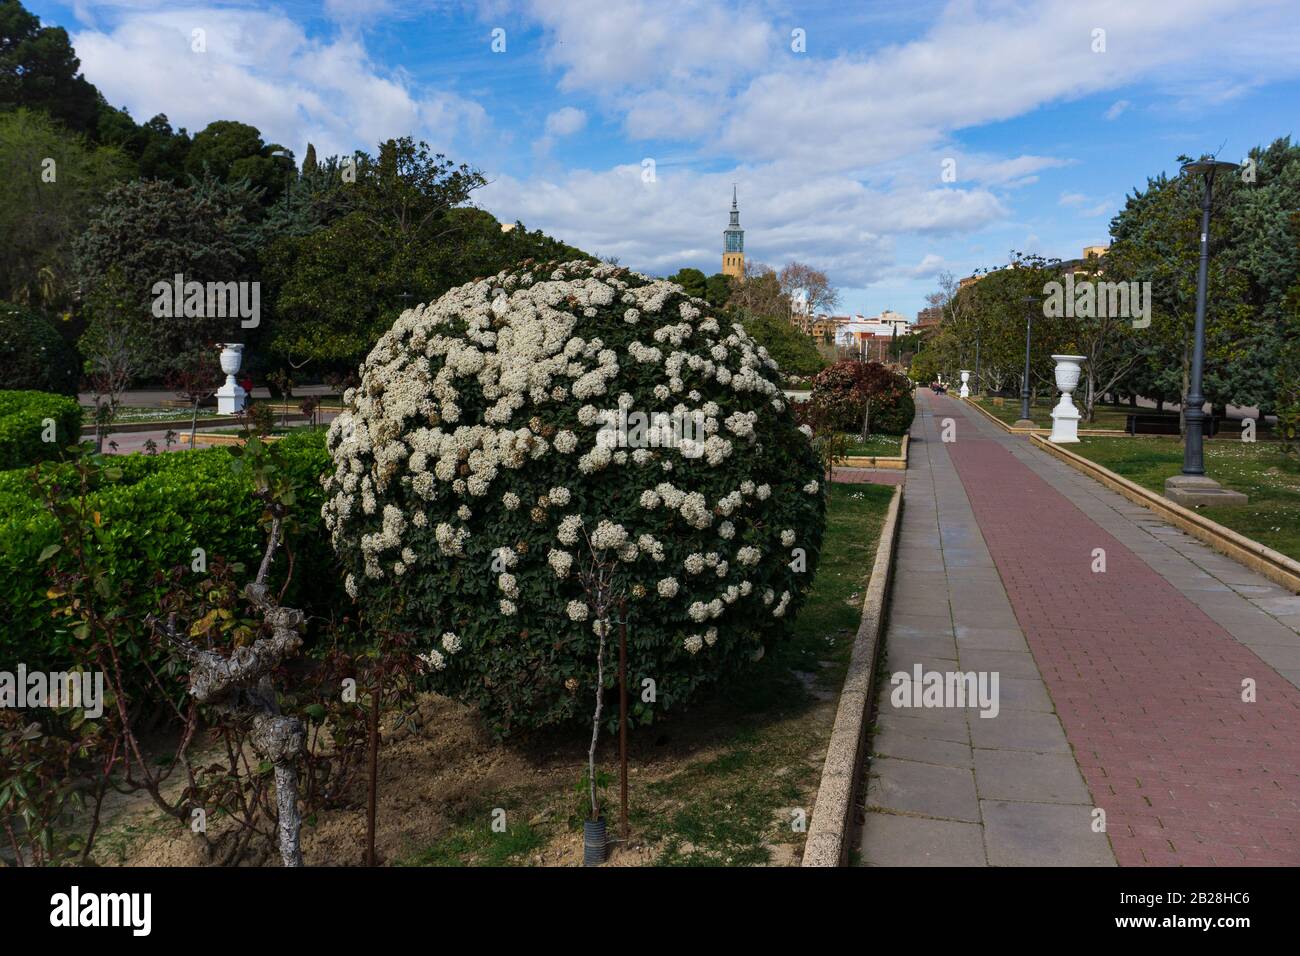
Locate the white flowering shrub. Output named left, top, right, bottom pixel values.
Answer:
left=323, top=259, right=825, bottom=735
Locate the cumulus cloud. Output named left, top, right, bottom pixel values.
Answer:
left=72, top=6, right=487, bottom=160
left=544, top=107, right=587, bottom=137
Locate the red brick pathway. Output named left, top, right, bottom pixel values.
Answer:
left=937, top=395, right=1300, bottom=865
left=831, top=467, right=905, bottom=486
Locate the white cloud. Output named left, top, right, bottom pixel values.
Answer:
left=544, top=107, right=587, bottom=137
left=1103, top=99, right=1130, bottom=120
left=72, top=7, right=487, bottom=160
left=534, top=106, right=588, bottom=155
left=480, top=163, right=1003, bottom=286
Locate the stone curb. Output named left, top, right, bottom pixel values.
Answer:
left=180, top=432, right=290, bottom=447
left=802, top=482, right=904, bottom=866
left=79, top=411, right=317, bottom=437
left=1030, top=433, right=1300, bottom=594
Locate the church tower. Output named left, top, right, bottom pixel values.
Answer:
left=722, top=186, right=745, bottom=278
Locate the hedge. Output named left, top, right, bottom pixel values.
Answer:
left=0, top=390, right=83, bottom=469
left=0, top=430, right=340, bottom=690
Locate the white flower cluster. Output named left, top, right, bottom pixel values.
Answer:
left=322, top=259, right=819, bottom=672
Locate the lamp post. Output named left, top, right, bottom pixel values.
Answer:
left=1164, top=158, right=1248, bottom=506
left=1013, top=295, right=1040, bottom=428
left=271, top=148, right=294, bottom=212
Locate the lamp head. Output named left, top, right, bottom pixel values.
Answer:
left=1181, top=158, right=1239, bottom=179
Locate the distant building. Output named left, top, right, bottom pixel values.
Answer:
left=722, top=187, right=745, bottom=278
left=1060, top=244, right=1111, bottom=274
left=916, top=305, right=943, bottom=330
left=795, top=312, right=848, bottom=343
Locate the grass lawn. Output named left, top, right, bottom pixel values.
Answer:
left=1072, top=436, right=1300, bottom=562
left=208, top=425, right=319, bottom=436
left=972, top=397, right=1137, bottom=431
left=398, top=482, right=896, bottom=867
left=843, top=433, right=903, bottom=456
left=81, top=405, right=204, bottom=425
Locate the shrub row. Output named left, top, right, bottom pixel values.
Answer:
left=0, top=430, right=340, bottom=689
left=0, top=390, right=83, bottom=469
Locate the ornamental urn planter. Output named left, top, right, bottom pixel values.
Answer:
left=1048, top=355, right=1086, bottom=443
left=215, top=343, right=247, bottom=415
left=959, top=370, right=971, bottom=398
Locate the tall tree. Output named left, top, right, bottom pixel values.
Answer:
left=73, top=175, right=264, bottom=374
left=0, top=0, right=100, bottom=135
left=778, top=261, right=840, bottom=316
left=0, top=108, right=129, bottom=311
left=262, top=202, right=588, bottom=368
left=186, top=120, right=292, bottom=203
left=727, top=261, right=791, bottom=320
left=667, top=267, right=707, bottom=298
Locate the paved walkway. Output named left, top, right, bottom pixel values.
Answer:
left=859, top=390, right=1300, bottom=866
left=831, top=467, right=905, bottom=486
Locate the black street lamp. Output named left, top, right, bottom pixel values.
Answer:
left=1014, top=295, right=1040, bottom=428
left=271, top=149, right=294, bottom=212
left=1164, top=158, right=1248, bottom=506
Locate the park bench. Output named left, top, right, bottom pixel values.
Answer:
left=1126, top=413, right=1221, bottom=436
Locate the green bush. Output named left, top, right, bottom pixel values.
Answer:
left=737, top=309, right=826, bottom=379
left=0, top=303, right=81, bottom=395
left=324, top=260, right=827, bottom=737
left=809, top=360, right=915, bottom=435
left=0, top=430, right=340, bottom=687
left=0, top=390, right=82, bottom=469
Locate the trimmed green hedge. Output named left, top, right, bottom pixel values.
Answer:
left=0, top=390, right=83, bottom=469
left=0, top=430, right=341, bottom=686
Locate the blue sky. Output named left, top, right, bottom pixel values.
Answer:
left=30, top=0, right=1300, bottom=319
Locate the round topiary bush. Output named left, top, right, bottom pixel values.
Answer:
left=0, top=303, right=80, bottom=396
left=323, top=260, right=826, bottom=736
left=810, top=360, right=915, bottom=435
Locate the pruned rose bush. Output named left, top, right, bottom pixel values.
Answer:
left=809, top=360, right=915, bottom=435
left=322, top=260, right=826, bottom=736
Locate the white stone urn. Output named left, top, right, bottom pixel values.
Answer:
left=215, top=343, right=247, bottom=414
left=1048, top=354, right=1087, bottom=443
left=959, top=369, right=971, bottom=398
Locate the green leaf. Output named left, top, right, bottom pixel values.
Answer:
left=37, top=544, right=61, bottom=563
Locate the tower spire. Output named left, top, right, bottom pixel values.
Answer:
left=722, top=185, right=745, bottom=278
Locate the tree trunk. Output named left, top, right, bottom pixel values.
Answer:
left=190, top=400, right=200, bottom=449
left=588, top=626, right=607, bottom=821
left=366, top=675, right=380, bottom=866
